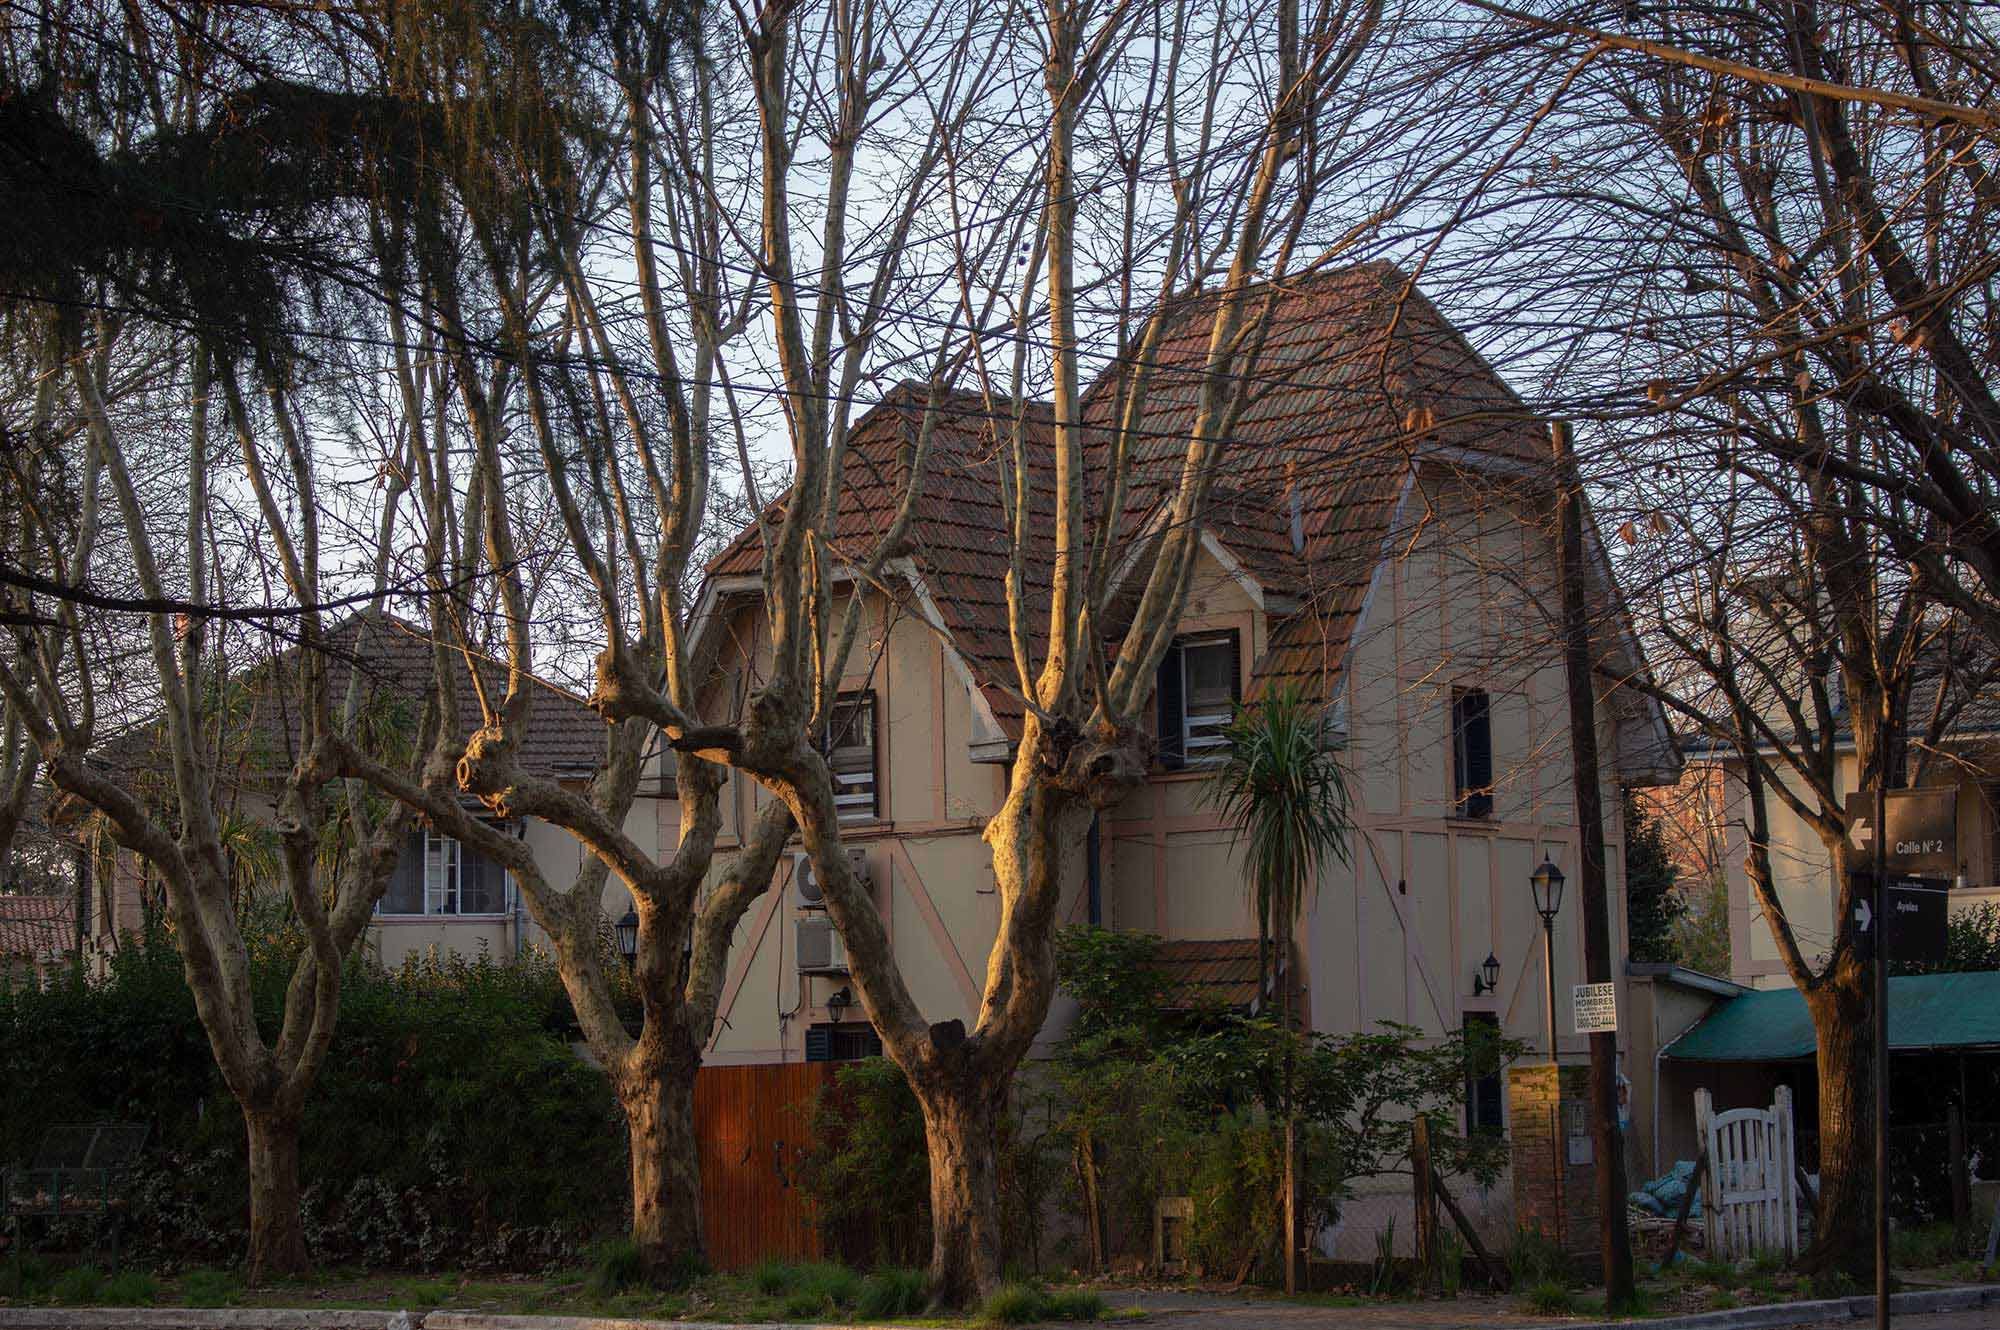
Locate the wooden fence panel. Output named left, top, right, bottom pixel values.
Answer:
left=695, top=1062, right=835, bottom=1270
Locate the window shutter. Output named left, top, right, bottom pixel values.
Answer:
left=1227, top=629, right=1242, bottom=704
left=382, top=833, right=425, bottom=914
left=804, top=1024, right=834, bottom=1063
left=1453, top=689, right=1494, bottom=818
left=1156, top=644, right=1185, bottom=770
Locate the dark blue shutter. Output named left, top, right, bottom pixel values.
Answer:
left=804, top=1025, right=834, bottom=1062
left=1156, top=644, right=1186, bottom=770
left=1453, top=689, right=1493, bottom=819
left=382, top=833, right=425, bottom=914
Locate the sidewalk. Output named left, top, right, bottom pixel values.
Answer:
left=1, top=1284, right=1995, bottom=1330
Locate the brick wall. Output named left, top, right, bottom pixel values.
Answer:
left=1508, top=1063, right=1602, bottom=1273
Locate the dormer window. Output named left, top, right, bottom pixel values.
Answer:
left=1157, top=631, right=1241, bottom=769
left=826, top=693, right=879, bottom=822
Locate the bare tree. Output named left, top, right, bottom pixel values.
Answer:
left=626, top=0, right=1419, bottom=1302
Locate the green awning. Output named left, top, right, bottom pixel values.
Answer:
left=1663, top=971, right=2000, bottom=1062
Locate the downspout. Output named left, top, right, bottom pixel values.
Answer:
left=512, top=821, right=529, bottom=961
left=1086, top=815, right=1103, bottom=926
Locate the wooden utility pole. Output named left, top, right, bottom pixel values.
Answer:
left=1552, top=421, right=1636, bottom=1307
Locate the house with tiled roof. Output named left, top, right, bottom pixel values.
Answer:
left=1676, top=633, right=2000, bottom=992
left=678, top=265, right=1679, bottom=1235
left=76, top=611, right=655, bottom=969
left=0, top=893, right=77, bottom=989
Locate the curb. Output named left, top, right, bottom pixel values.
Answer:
left=0, top=1313, right=407, bottom=1330
left=1559, top=1282, right=2000, bottom=1330
left=427, top=1318, right=898, bottom=1330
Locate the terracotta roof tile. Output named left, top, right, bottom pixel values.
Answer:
left=706, top=264, right=1542, bottom=726
left=91, top=612, right=611, bottom=796
left=0, top=895, right=75, bottom=961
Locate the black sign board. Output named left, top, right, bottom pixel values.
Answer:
left=1843, top=788, right=1958, bottom=880
left=1850, top=874, right=1950, bottom=964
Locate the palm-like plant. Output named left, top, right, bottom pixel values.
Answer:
left=1203, top=682, right=1352, bottom=1295
left=1203, top=683, right=1352, bottom=1022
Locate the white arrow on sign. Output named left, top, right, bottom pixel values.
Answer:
left=1854, top=898, right=1873, bottom=933
left=1849, top=815, right=1874, bottom=852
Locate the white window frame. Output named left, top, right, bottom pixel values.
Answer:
left=828, top=693, right=879, bottom=823
left=1179, top=633, right=1237, bottom=763
left=376, top=830, right=512, bottom=918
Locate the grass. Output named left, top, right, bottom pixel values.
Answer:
left=978, top=1281, right=1105, bottom=1324
left=180, top=1267, right=245, bottom=1307
left=0, top=1259, right=1120, bottom=1324
left=1890, top=1222, right=1961, bottom=1269
left=1507, top=1225, right=1574, bottom=1289
left=1523, top=1278, right=1574, bottom=1315
left=855, top=1267, right=929, bottom=1318
left=101, top=1271, right=159, bottom=1305
left=50, top=1264, right=106, bottom=1305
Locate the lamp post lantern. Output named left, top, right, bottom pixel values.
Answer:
left=1531, top=856, right=1564, bottom=1063
left=614, top=908, right=639, bottom=968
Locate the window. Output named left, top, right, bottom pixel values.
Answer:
left=1156, top=631, right=1240, bottom=768
left=1463, top=1012, right=1504, bottom=1133
left=805, top=1022, right=883, bottom=1062
left=1451, top=687, right=1494, bottom=819
left=825, top=693, right=879, bottom=822
left=379, top=830, right=507, bottom=916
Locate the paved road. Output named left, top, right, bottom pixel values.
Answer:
left=1109, top=1288, right=2000, bottom=1329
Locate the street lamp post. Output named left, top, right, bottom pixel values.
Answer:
left=1531, top=856, right=1565, bottom=1064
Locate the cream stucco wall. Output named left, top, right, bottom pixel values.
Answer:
left=689, top=463, right=1660, bottom=1121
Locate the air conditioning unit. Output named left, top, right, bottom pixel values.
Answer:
left=796, top=916, right=848, bottom=974
left=792, top=848, right=870, bottom=909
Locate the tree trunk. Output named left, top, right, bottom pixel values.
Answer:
left=1799, top=977, right=1872, bottom=1277
left=621, top=1060, right=706, bottom=1282
left=245, top=1106, right=308, bottom=1282
left=915, top=1074, right=1005, bottom=1308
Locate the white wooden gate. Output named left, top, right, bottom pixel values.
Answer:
left=1696, top=1086, right=1800, bottom=1259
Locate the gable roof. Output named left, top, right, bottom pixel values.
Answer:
left=89, top=612, right=610, bottom=799
left=705, top=264, right=1660, bottom=754
left=0, top=894, right=75, bottom=961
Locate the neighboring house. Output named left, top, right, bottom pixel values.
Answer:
left=1693, top=649, right=2000, bottom=991
left=78, top=613, right=656, bottom=969
left=0, top=893, right=77, bottom=989
left=679, top=265, right=1679, bottom=1237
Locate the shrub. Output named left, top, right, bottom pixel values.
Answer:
left=1184, top=1112, right=1282, bottom=1280
left=855, top=1267, right=928, bottom=1317
left=1709, top=1290, right=1739, bottom=1310
left=750, top=1258, right=796, bottom=1295
left=0, top=935, right=626, bottom=1270
left=798, top=1059, right=932, bottom=1268
left=980, top=1281, right=1048, bottom=1324
left=51, top=1264, right=106, bottom=1304
left=101, top=1270, right=158, bottom=1305
left=1524, top=1278, right=1574, bottom=1314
